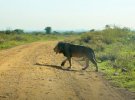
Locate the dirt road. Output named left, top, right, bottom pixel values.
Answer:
left=0, top=41, right=134, bottom=100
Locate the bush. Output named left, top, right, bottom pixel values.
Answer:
left=80, top=35, right=91, bottom=43
left=11, top=35, right=27, bottom=41
left=0, top=39, right=5, bottom=44
left=99, top=53, right=117, bottom=62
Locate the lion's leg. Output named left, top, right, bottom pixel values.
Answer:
left=61, top=58, right=68, bottom=66
left=82, top=58, right=89, bottom=70
left=90, top=58, right=98, bottom=72
left=67, top=57, right=72, bottom=69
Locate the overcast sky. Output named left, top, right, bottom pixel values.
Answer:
left=0, top=0, right=135, bottom=30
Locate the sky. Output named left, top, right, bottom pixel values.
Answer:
left=0, top=0, right=135, bottom=31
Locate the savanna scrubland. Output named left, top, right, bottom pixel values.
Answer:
left=0, top=26, right=135, bottom=99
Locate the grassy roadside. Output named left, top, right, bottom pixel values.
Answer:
left=67, top=26, right=135, bottom=92
left=1, top=27, right=135, bottom=92
left=0, top=33, right=69, bottom=50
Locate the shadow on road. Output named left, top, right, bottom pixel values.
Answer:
left=35, top=63, right=78, bottom=72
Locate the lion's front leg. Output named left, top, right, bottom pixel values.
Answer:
left=67, top=57, right=72, bottom=69
left=61, top=58, right=68, bottom=66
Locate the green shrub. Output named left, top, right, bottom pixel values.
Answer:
left=10, top=35, right=28, bottom=41
left=70, top=26, right=135, bottom=92
left=0, top=39, right=5, bottom=44
left=99, top=54, right=117, bottom=62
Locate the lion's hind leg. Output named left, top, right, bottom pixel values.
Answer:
left=90, top=58, right=98, bottom=72
left=82, top=58, right=89, bottom=70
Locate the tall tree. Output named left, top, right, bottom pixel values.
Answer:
left=105, top=25, right=111, bottom=29
left=14, top=29, right=24, bottom=34
left=45, top=27, right=52, bottom=34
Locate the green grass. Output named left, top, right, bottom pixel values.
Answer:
left=99, top=61, right=135, bottom=91
left=68, top=26, right=135, bottom=92
left=0, top=33, right=68, bottom=50
left=0, top=27, right=135, bottom=92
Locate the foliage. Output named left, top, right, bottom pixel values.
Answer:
left=13, top=29, right=24, bottom=34
left=69, top=26, right=135, bottom=92
left=45, top=27, right=52, bottom=34
left=0, top=32, right=67, bottom=50
left=0, top=26, right=135, bottom=91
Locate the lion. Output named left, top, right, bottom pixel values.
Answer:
left=54, top=42, right=99, bottom=72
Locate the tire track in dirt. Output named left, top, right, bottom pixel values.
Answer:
left=0, top=41, right=135, bottom=100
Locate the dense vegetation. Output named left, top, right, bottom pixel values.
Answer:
left=0, top=26, right=135, bottom=91
left=67, top=26, right=135, bottom=92
left=0, top=30, right=70, bottom=49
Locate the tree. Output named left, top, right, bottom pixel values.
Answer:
left=5, top=29, right=12, bottom=34
left=45, top=27, right=52, bottom=34
left=90, top=29, right=95, bottom=32
left=14, top=29, right=24, bottom=34
left=105, top=25, right=111, bottom=29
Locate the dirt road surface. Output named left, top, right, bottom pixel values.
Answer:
left=0, top=41, right=135, bottom=100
